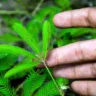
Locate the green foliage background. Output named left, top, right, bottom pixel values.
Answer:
left=0, top=0, right=96, bottom=96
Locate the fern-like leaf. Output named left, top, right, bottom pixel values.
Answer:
left=23, top=70, right=46, bottom=96
left=13, top=23, right=40, bottom=54
left=35, top=78, right=69, bottom=96
left=0, top=53, right=8, bottom=59
left=42, top=21, right=51, bottom=59
left=35, top=80, right=59, bottom=96
left=0, top=76, right=16, bottom=96
left=0, top=54, right=17, bottom=72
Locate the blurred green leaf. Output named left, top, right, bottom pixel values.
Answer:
left=0, top=53, right=8, bottom=59
left=3, top=16, right=21, bottom=27
left=5, top=61, right=40, bottom=78
left=54, top=0, right=71, bottom=9
left=42, top=21, right=51, bottom=59
left=13, top=23, right=40, bottom=54
left=0, top=54, right=17, bottom=72
left=0, top=33, right=21, bottom=43
left=26, top=20, right=41, bottom=43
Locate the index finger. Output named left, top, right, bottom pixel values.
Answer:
left=46, top=40, right=96, bottom=67
left=53, top=8, right=96, bottom=28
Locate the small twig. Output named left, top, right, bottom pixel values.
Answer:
left=0, top=10, right=27, bottom=15
left=32, top=0, right=44, bottom=16
left=16, top=82, right=24, bottom=92
left=16, top=0, right=29, bottom=13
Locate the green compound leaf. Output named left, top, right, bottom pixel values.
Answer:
left=42, top=21, right=51, bottom=59
left=0, top=44, right=33, bottom=57
left=0, top=33, right=21, bottom=43
left=0, top=76, right=16, bottom=96
left=13, top=23, right=40, bottom=54
left=35, top=78, right=69, bottom=96
left=0, top=54, right=17, bottom=72
left=23, top=71, right=46, bottom=96
left=0, top=53, right=8, bottom=59
left=35, top=80, right=59, bottom=96
left=57, top=78, right=69, bottom=90
left=5, top=59, right=40, bottom=78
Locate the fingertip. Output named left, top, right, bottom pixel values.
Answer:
left=53, top=13, right=65, bottom=28
left=71, top=81, right=78, bottom=91
left=53, top=14, right=60, bottom=27
left=46, top=49, right=57, bottom=67
left=71, top=81, right=87, bottom=95
left=71, top=81, right=82, bottom=95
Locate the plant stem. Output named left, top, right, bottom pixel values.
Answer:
left=36, top=54, right=64, bottom=96
left=0, top=10, right=27, bottom=15
left=42, top=60, right=64, bottom=96
left=32, top=0, right=44, bottom=16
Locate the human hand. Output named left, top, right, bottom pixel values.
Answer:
left=46, top=8, right=96, bottom=96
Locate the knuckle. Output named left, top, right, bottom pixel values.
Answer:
left=90, top=63, right=96, bottom=77
left=88, top=7, right=96, bottom=27
left=75, top=42, right=85, bottom=61
left=53, top=48, right=60, bottom=65
left=71, top=10, right=74, bottom=26
left=87, top=81, right=96, bottom=96
left=86, top=81, right=90, bottom=96
left=72, top=65, right=77, bottom=79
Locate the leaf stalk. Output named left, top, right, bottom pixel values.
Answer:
left=42, top=60, right=64, bottom=96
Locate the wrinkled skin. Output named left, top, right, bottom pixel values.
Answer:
left=46, top=8, right=96, bottom=96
